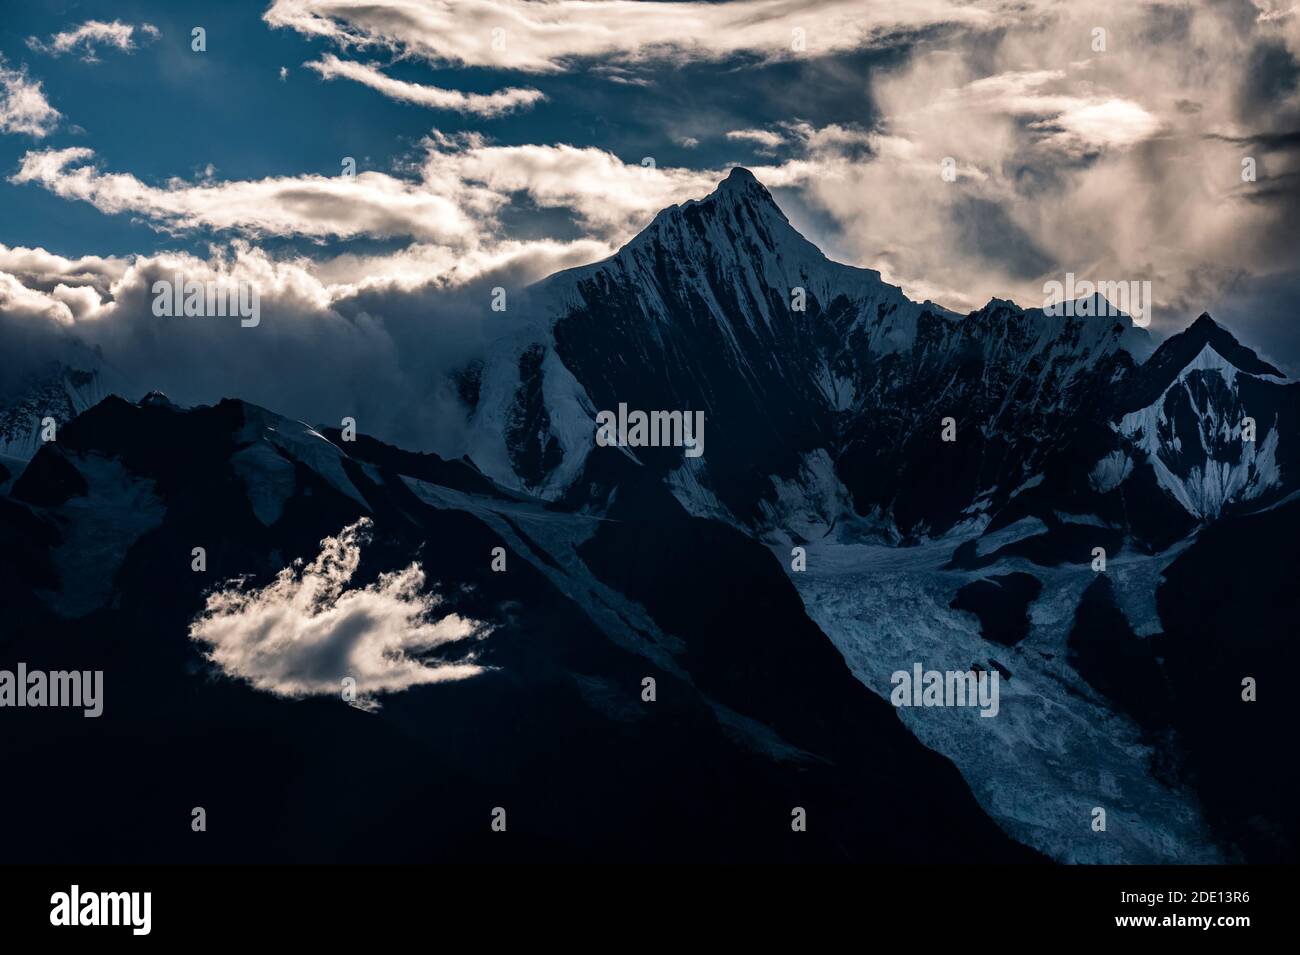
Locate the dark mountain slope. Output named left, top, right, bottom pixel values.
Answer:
left=0, top=395, right=1041, bottom=862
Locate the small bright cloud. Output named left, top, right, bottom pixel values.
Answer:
left=726, top=128, right=786, bottom=151
left=27, top=20, right=157, bottom=61
left=0, top=58, right=60, bottom=137
left=189, top=518, right=488, bottom=705
left=305, top=54, right=545, bottom=116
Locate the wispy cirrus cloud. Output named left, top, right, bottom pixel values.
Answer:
left=263, top=0, right=1001, bottom=72
left=27, top=20, right=159, bottom=61
left=10, top=137, right=721, bottom=247
left=10, top=146, right=483, bottom=244
left=0, top=57, right=60, bottom=137
left=726, top=128, right=786, bottom=151
left=926, top=69, right=1163, bottom=155
left=417, top=133, right=721, bottom=238
left=305, top=53, right=544, bottom=116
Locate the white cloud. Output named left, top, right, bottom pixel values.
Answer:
left=189, top=518, right=488, bottom=703
left=8, top=0, right=1299, bottom=401
left=0, top=245, right=128, bottom=325
left=11, top=147, right=483, bottom=244
left=27, top=20, right=158, bottom=61
left=0, top=270, right=79, bottom=324
left=418, top=133, right=722, bottom=239
left=0, top=128, right=718, bottom=451
left=927, top=69, right=1163, bottom=155
left=0, top=58, right=60, bottom=137
left=11, top=137, right=724, bottom=248
left=726, top=128, right=786, bottom=150
left=0, top=235, right=620, bottom=457
left=306, top=236, right=611, bottom=291
left=305, top=53, right=545, bottom=116
left=263, top=0, right=1001, bottom=73
left=743, top=1, right=1300, bottom=336
left=0, top=243, right=128, bottom=294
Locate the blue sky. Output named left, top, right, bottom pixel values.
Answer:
left=1, top=0, right=1298, bottom=433
left=0, top=0, right=897, bottom=262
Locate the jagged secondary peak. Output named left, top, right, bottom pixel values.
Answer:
left=0, top=362, right=115, bottom=461
left=1184, top=313, right=1285, bottom=377
left=1102, top=310, right=1299, bottom=522
left=139, top=390, right=178, bottom=409
left=1123, top=312, right=1287, bottom=411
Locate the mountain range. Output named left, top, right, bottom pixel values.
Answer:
left=1, top=169, right=1295, bottom=863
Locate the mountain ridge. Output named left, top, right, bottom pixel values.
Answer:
left=456, top=168, right=1292, bottom=543
left=5, top=169, right=1290, bottom=541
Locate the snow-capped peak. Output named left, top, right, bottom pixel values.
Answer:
left=0, top=363, right=114, bottom=460
left=1106, top=313, right=1297, bottom=519
left=617, top=165, right=828, bottom=275
left=459, top=176, right=1296, bottom=538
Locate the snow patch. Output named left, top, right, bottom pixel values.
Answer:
left=754, top=449, right=855, bottom=542
left=231, top=441, right=296, bottom=526
left=41, top=453, right=165, bottom=618
left=1089, top=451, right=1133, bottom=494
left=236, top=405, right=369, bottom=511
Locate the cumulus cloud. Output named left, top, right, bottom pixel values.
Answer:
left=189, top=519, right=488, bottom=704
left=0, top=58, right=60, bottom=137
left=0, top=234, right=615, bottom=455
left=305, top=53, right=545, bottom=116
left=263, top=0, right=1000, bottom=72
left=27, top=20, right=158, bottom=61
left=0, top=244, right=128, bottom=296
left=0, top=270, right=78, bottom=324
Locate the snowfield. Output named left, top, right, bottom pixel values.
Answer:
left=776, top=521, right=1223, bottom=863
